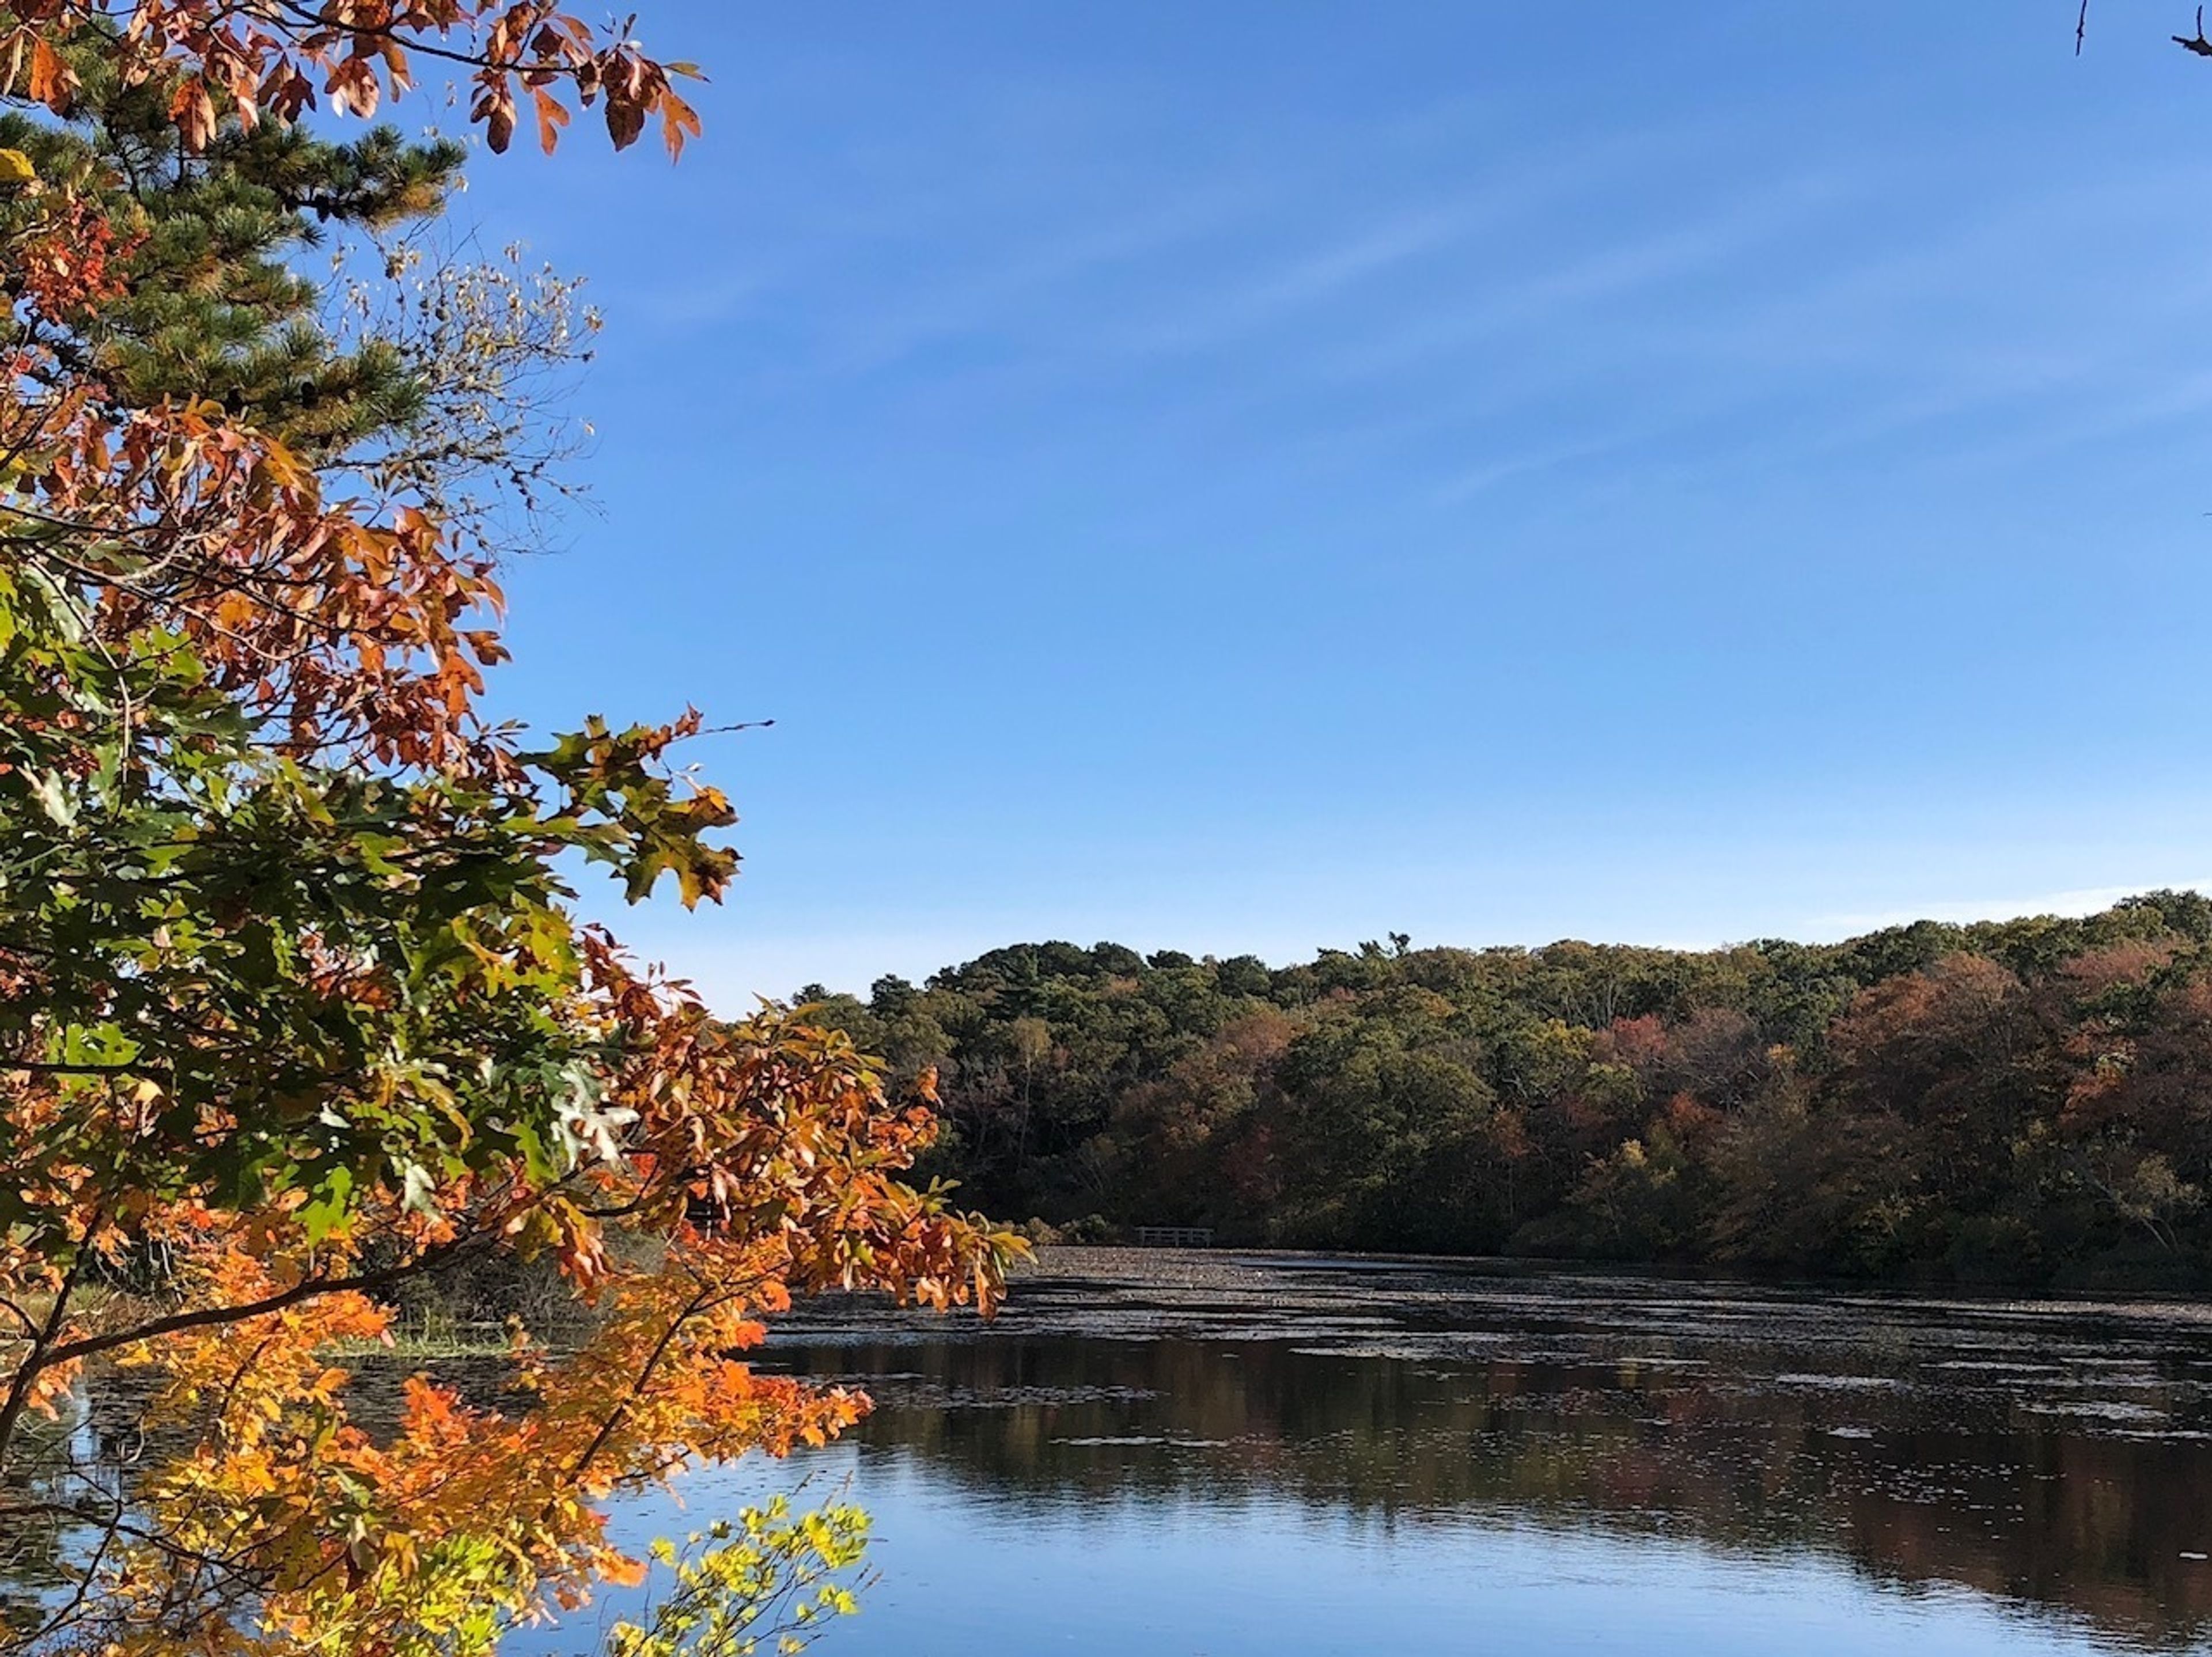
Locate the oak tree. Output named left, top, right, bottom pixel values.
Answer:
left=0, top=9, right=1020, bottom=1655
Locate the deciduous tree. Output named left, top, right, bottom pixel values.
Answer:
left=0, top=10, right=1019, bottom=1655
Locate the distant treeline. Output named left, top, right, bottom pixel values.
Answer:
left=794, top=892, right=2212, bottom=1286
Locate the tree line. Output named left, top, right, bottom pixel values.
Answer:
left=797, top=892, right=2212, bottom=1284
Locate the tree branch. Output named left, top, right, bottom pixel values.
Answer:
left=32, top=1230, right=493, bottom=1374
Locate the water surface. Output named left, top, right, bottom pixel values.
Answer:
left=561, top=1250, right=2212, bottom=1654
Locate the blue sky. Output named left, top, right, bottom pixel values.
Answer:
left=447, top=4, right=2212, bottom=1006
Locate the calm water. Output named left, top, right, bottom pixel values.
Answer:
left=527, top=1250, right=2212, bottom=1656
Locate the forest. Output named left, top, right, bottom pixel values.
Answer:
left=796, top=892, right=2212, bottom=1285
left=7, top=4, right=2212, bottom=1652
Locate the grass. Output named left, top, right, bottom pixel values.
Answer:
left=324, top=1310, right=522, bottom=1361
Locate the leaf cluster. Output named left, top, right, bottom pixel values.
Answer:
left=0, top=12, right=1020, bottom=1655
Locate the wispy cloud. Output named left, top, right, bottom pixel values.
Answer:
left=1104, top=203, right=1476, bottom=358
left=1308, top=170, right=1861, bottom=386
left=1429, top=435, right=1634, bottom=503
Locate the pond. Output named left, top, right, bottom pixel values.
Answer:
left=530, top=1249, right=2212, bottom=1655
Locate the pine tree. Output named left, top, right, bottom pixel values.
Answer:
left=0, top=39, right=462, bottom=452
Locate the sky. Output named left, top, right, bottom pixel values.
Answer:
left=438, top=3, right=2212, bottom=1007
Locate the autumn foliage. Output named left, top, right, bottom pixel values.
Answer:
left=0, top=9, right=1017, bottom=1655
left=808, top=899, right=2212, bottom=1284
left=0, top=2, right=702, bottom=156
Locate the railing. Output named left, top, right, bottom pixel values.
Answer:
left=1131, top=1226, right=1214, bottom=1248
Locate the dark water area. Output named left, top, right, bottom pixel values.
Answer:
left=524, top=1249, right=2212, bottom=1654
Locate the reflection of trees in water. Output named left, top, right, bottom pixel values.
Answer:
left=0, top=1383, right=160, bottom=1647
left=17, top=1265, right=2209, bottom=1651
left=1, top=1411, right=94, bottom=1640
left=770, top=1336, right=2212, bottom=1650
left=0, top=1354, right=533, bottom=1648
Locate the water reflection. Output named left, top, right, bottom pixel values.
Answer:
left=24, top=1253, right=2212, bottom=1654
left=749, top=1251, right=2212, bottom=1652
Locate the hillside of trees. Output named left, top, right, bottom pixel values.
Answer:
left=796, top=892, right=2212, bottom=1286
